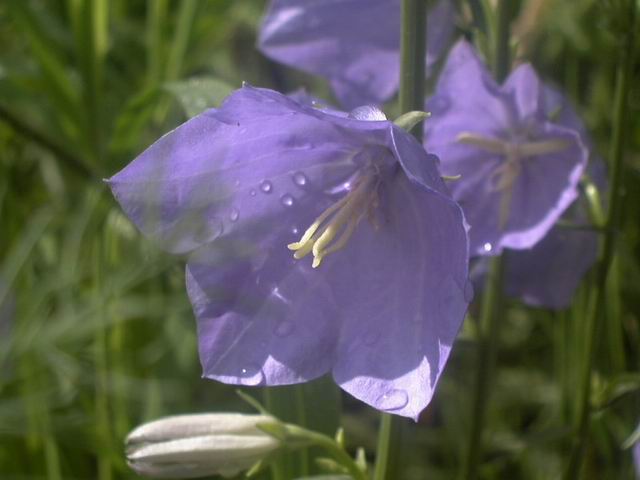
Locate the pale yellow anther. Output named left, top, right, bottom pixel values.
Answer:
left=519, top=139, right=571, bottom=157
left=288, top=173, right=378, bottom=268
left=456, top=131, right=571, bottom=230
left=456, top=132, right=508, bottom=154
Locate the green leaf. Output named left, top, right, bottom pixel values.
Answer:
left=165, top=76, right=235, bottom=117
left=622, top=421, right=640, bottom=450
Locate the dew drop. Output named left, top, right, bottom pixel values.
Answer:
left=363, top=330, right=380, bottom=346
left=483, top=242, right=493, bottom=252
left=229, top=208, right=240, bottom=222
left=249, top=189, right=257, bottom=197
left=291, top=226, right=299, bottom=235
left=274, top=320, right=294, bottom=338
left=260, top=180, right=273, bottom=194
left=464, top=280, right=475, bottom=303
left=292, top=172, right=307, bottom=186
left=234, top=179, right=241, bottom=187
left=280, top=194, right=294, bottom=207
left=239, top=364, right=265, bottom=386
left=377, top=389, right=409, bottom=411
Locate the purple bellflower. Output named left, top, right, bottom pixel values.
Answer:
left=476, top=85, right=605, bottom=309
left=259, top=0, right=455, bottom=108
left=108, top=85, right=470, bottom=419
left=634, top=441, right=640, bottom=479
left=424, top=40, right=589, bottom=258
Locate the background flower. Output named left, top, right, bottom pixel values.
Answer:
left=425, top=40, right=589, bottom=256
left=108, top=85, right=470, bottom=419
left=259, top=0, right=455, bottom=108
left=489, top=83, right=606, bottom=308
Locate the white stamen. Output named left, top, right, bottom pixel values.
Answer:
left=288, top=173, right=378, bottom=268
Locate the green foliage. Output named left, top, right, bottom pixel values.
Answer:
left=0, top=0, right=638, bottom=479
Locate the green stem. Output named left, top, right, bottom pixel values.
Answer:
left=461, top=2, right=511, bottom=477
left=493, top=0, right=511, bottom=83
left=564, top=3, right=636, bottom=477
left=285, top=425, right=368, bottom=480
left=373, top=1, right=426, bottom=478
left=146, top=0, right=168, bottom=86
left=461, top=255, right=505, bottom=480
left=398, top=0, right=427, bottom=136
left=373, top=414, right=403, bottom=480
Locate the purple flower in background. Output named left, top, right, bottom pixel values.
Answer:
left=259, top=0, right=455, bottom=108
left=496, top=88, right=606, bottom=309
left=425, top=40, right=589, bottom=257
left=634, top=441, right=640, bottom=479
left=108, top=85, right=470, bottom=419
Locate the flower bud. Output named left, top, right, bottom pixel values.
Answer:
left=125, top=413, right=280, bottom=478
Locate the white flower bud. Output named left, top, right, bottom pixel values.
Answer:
left=125, top=413, right=280, bottom=478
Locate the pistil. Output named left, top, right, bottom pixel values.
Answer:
left=288, top=172, right=379, bottom=268
left=456, top=132, right=570, bottom=227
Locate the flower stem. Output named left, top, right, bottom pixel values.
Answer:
left=373, top=413, right=403, bottom=480
left=564, top=3, right=637, bottom=477
left=285, top=424, right=368, bottom=480
left=461, top=255, right=505, bottom=480
left=373, top=1, right=426, bottom=478
left=462, top=2, right=511, bottom=478
left=492, top=0, right=512, bottom=83
left=398, top=0, right=427, bottom=136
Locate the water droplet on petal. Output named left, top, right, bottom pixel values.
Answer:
left=260, top=181, right=273, bottom=193
left=249, top=189, right=257, bottom=197
left=239, top=364, right=265, bottom=386
left=464, top=280, right=475, bottom=303
left=363, top=331, right=380, bottom=346
left=292, top=172, right=307, bottom=186
left=280, top=194, right=294, bottom=207
left=229, top=208, right=239, bottom=222
left=377, top=389, right=409, bottom=411
left=274, top=320, right=294, bottom=337
left=234, top=179, right=241, bottom=187
left=483, top=242, right=493, bottom=252
left=291, top=226, right=299, bottom=235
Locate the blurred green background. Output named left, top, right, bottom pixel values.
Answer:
left=0, top=0, right=639, bottom=479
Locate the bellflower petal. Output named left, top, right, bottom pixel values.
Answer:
left=109, top=85, right=470, bottom=418
left=259, top=0, right=455, bottom=107
left=468, top=83, right=606, bottom=308
left=425, top=40, right=589, bottom=255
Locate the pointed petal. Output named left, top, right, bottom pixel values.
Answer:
left=503, top=63, right=545, bottom=120
left=187, top=227, right=342, bottom=385
left=501, top=123, right=587, bottom=250
left=504, top=222, right=597, bottom=308
left=425, top=40, right=511, bottom=139
left=331, top=173, right=470, bottom=419
left=107, top=86, right=387, bottom=254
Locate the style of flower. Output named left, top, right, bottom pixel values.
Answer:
left=108, top=85, right=470, bottom=419
left=259, top=0, right=455, bottom=108
left=424, top=40, right=589, bottom=257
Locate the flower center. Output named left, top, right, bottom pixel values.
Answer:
left=288, top=171, right=380, bottom=268
left=456, top=132, right=570, bottom=226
